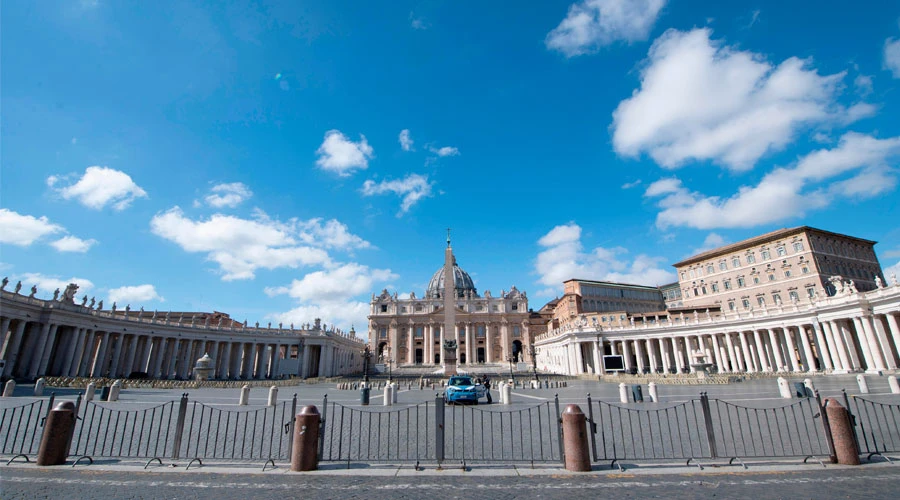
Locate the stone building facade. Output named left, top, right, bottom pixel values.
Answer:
left=0, top=283, right=364, bottom=381
left=674, top=226, right=884, bottom=311
left=368, top=244, right=532, bottom=367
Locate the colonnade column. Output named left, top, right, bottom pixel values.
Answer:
left=861, top=315, right=887, bottom=371
left=811, top=321, right=834, bottom=371
left=710, top=334, right=724, bottom=372
left=723, top=333, right=738, bottom=372
left=407, top=326, right=414, bottom=365
left=884, top=313, right=900, bottom=367
left=634, top=340, right=645, bottom=373
left=622, top=340, right=633, bottom=371
left=795, top=325, right=817, bottom=372
left=485, top=323, right=492, bottom=364
left=659, top=338, right=671, bottom=373
left=672, top=337, right=684, bottom=373
left=738, top=331, right=755, bottom=372
left=91, top=332, right=111, bottom=377
left=3, top=321, right=27, bottom=376
left=851, top=317, right=877, bottom=372
left=752, top=330, right=770, bottom=372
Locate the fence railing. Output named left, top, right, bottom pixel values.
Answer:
left=0, top=396, right=54, bottom=457
left=845, top=392, right=900, bottom=461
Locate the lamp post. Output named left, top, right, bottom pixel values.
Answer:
left=386, top=347, right=393, bottom=383
left=506, top=356, right=515, bottom=383
left=361, top=345, right=371, bottom=383
left=529, top=345, right=539, bottom=383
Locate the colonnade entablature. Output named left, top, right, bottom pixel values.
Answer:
left=0, top=282, right=364, bottom=382
left=534, top=278, right=900, bottom=377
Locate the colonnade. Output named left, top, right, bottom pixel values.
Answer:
left=0, top=291, right=365, bottom=381
left=536, top=284, right=900, bottom=377
left=380, top=319, right=530, bottom=366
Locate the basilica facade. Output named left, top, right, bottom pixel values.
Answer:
left=368, top=246, right=532, bottom=368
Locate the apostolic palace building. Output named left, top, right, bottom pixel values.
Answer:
left=534, top=226, right=900, bottom=377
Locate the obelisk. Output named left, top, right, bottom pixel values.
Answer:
left=442, top=230, right=458, bottom=375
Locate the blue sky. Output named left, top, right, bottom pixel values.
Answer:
left=2, top=0, right=900, bottom=338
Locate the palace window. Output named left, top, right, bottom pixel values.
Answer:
left=784, top=270, right=792, bottom=278
left=761, top=250, right=771, bottom=260
left=690, top=269, right=696, bottom=278
left=772, top=293, right=781, bottom=304
left=757, top=296, right=766, bottom=306
left=793, top=242, right=804, bottom=252
left=728, top=301, right=735, bottom=311
left=724, top=280, right=732, bottom=290
left=711, top=283, right=719, bottom=292
left=801, top=266, right=810, bottom=274
left=753, top=276, right=761, bottom=285
left=807, top=287, right=816, bottom=298
left=707, top=265, right=715, bottom=274
left=701, top=286, right=708, bottom=295
left=732, top=257, right=741, bottom=267
left=511, top=303, right=519, bottom=311
left=415, top=304, right=423, bottom=312
left=776, top=246, right=786, bottom=257
left=789, top=291, right=799, bottom=302
left=742, top=298, right=751, bottom=309
left=747, top=254, right=756, bottom=264
left=768, top=273, right=776, bottom=282
left=737, top=277, right=745, bottom=288
left=381, top=305, right=388, bottom=312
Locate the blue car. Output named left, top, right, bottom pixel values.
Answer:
left=444, top=376, right=486, bottom=404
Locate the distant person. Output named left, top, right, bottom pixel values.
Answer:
left=483, top=375, right=492, bottom=404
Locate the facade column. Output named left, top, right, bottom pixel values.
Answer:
left=811, top=321, right=834, bottom=371
left=30, top=324, right=58, bottom=379
left=738, top=331, right=755, bottom=372
left=781, top=327, right=798, bottom=372
left=860, top=315, right=887, bottom=371
left=300, top=343, right=310, bottom=378
left=852, top=316, right=878, bottom=372
left=426, top=324, right=434, bottom=364
left=796, top=325, right=817, bottom=372
left=466, top=324, right=474, bottom=364
left=672, top=337, right=684, bottom=372
left=884, top=313, right=900, bottom=367
left=260, top=345, right=272, bottom=378
left=634, top=340, right=645, bottom=373
left=823, top=321, right=849, bottom=372
left=407, top=325, right=414, bottom=365
left=0, top=317, right=10, bottom=354
left=92, top=331, right=112, bottom=377
left=485, top=324, right=492, bottom=364
left=3, top=321, right=28, bottom=376
left=68, top=328, right=88, bottom=377
left=752, top=330, right=770, bottom=372
left=622, top=340, right=633, bottom=371
left=77, top=330, right=97, bottom=377
left=710, top=334, right=725, bottom=372
left=500, top=322, right=509, bottom=364
left=723, top=333, right=738, bottom=372
left=839, top=320, right=862, bottom=370
left=59, top=327, right=81, bottom=377
left=872, top=316, right=897, bottom=370
left=659, top=338, right=671, bottom=373
left=766, top=329, right=785, bottom=371
left=108, top=333, right=125, bottom=378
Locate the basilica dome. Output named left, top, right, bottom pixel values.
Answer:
left=425, top=258, right=477, bottom=299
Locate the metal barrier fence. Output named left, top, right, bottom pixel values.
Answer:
left=0, top=396, right=54, bottom=457
left=317, top=396, right=563, bottom=468
left=845, top=392, right=900, bottom=462
left=586, top=393, right=832, bottom=469
left=319, top=396, right=435, bottom=466
left=71, top=398, right=179, bottom=460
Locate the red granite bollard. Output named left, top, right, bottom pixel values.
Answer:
left=291, top=405, right=320, bottom=471
left=823, top=397, right=860, bottom=465
left=562, top=404, right=591, bottom=472
left=36, top=401, right=77, bottom=466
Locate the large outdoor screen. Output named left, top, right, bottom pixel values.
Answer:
left=603, top=355, right=625, bottom=371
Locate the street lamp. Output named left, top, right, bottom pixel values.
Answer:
left=360, top=345, right=371, bottom=383
left=386, top=347, right=393, bottom=383
left=506, top=355, right=515, bottom=383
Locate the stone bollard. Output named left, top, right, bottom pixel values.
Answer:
left=36, top=401, right=77, bottom=466
left=804, top=378, right=815, bottom=394
left=34, top=378, right=45, bottom=397
left=648, top=382, right=658, bottom=403
left=384, top=384, right=393, bottom=406
left=561, top=405, right=591, bottom=472
left=392, top=383, right=399, bottom=403
left=108, top=381, right=121, bottom=402
left=268, top=386, right=278, bottom=406
left=501, top=383, right=512, bottom=405
left=84, top=382, right=96, bottom=402
left=497, top=382, right=506, bottom=404
left=239, top=385, right=250, bottom=405
left=777, top=377, right=792, bottom=398
left=618, top=383, right=628, bottom=404
left=857, top=374, right=869, bottom=394
left=290, top=405, right=320, bottom=471
left=2, top=380, right=15, bottom=397
left=889, top=376, right=900, bottom=394
left=823, top=398, right=860, bottom=465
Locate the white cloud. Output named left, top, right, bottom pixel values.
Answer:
left=535, top=223, right=674, bottom=291
left=49, top=166, right=147, bottom=210
left=13, top=273, right=95, bottom=297
left=621, top=179, right=642, bottom=189
left=885, top=35, right=900, bottom=78
left=612, top=28, right=864, bottom=172
left=644, top=132, right=900, bottom=229
left=399, top=129, right=414, bottom=151
left=546, top=0, right=666, bottom=57
left=691, top=233, right=727, bottom=255
left=429, top=146, right=459, bottom=157
left=267, top=263, right=397, bottom=336
left=884, top=261, right=900, bottom=281
left=0, top=209, right=64, bottom=246
left=409, top=12, right=429, bottom=30
left=150, top=207, right=370, bottom=280
left=50, top=235, right=97, bottom=253
left=361, top=174, right=434, bottom=214
left=203, top=182, right=253, bottom=208
left=108, top=284, right=164, bottom=305
left=315, top=130, right=374, bottom=177
left=854, top=74, right=874, bottom=96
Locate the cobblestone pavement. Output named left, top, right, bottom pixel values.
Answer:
left=3, top=463, right=900, bottom=499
